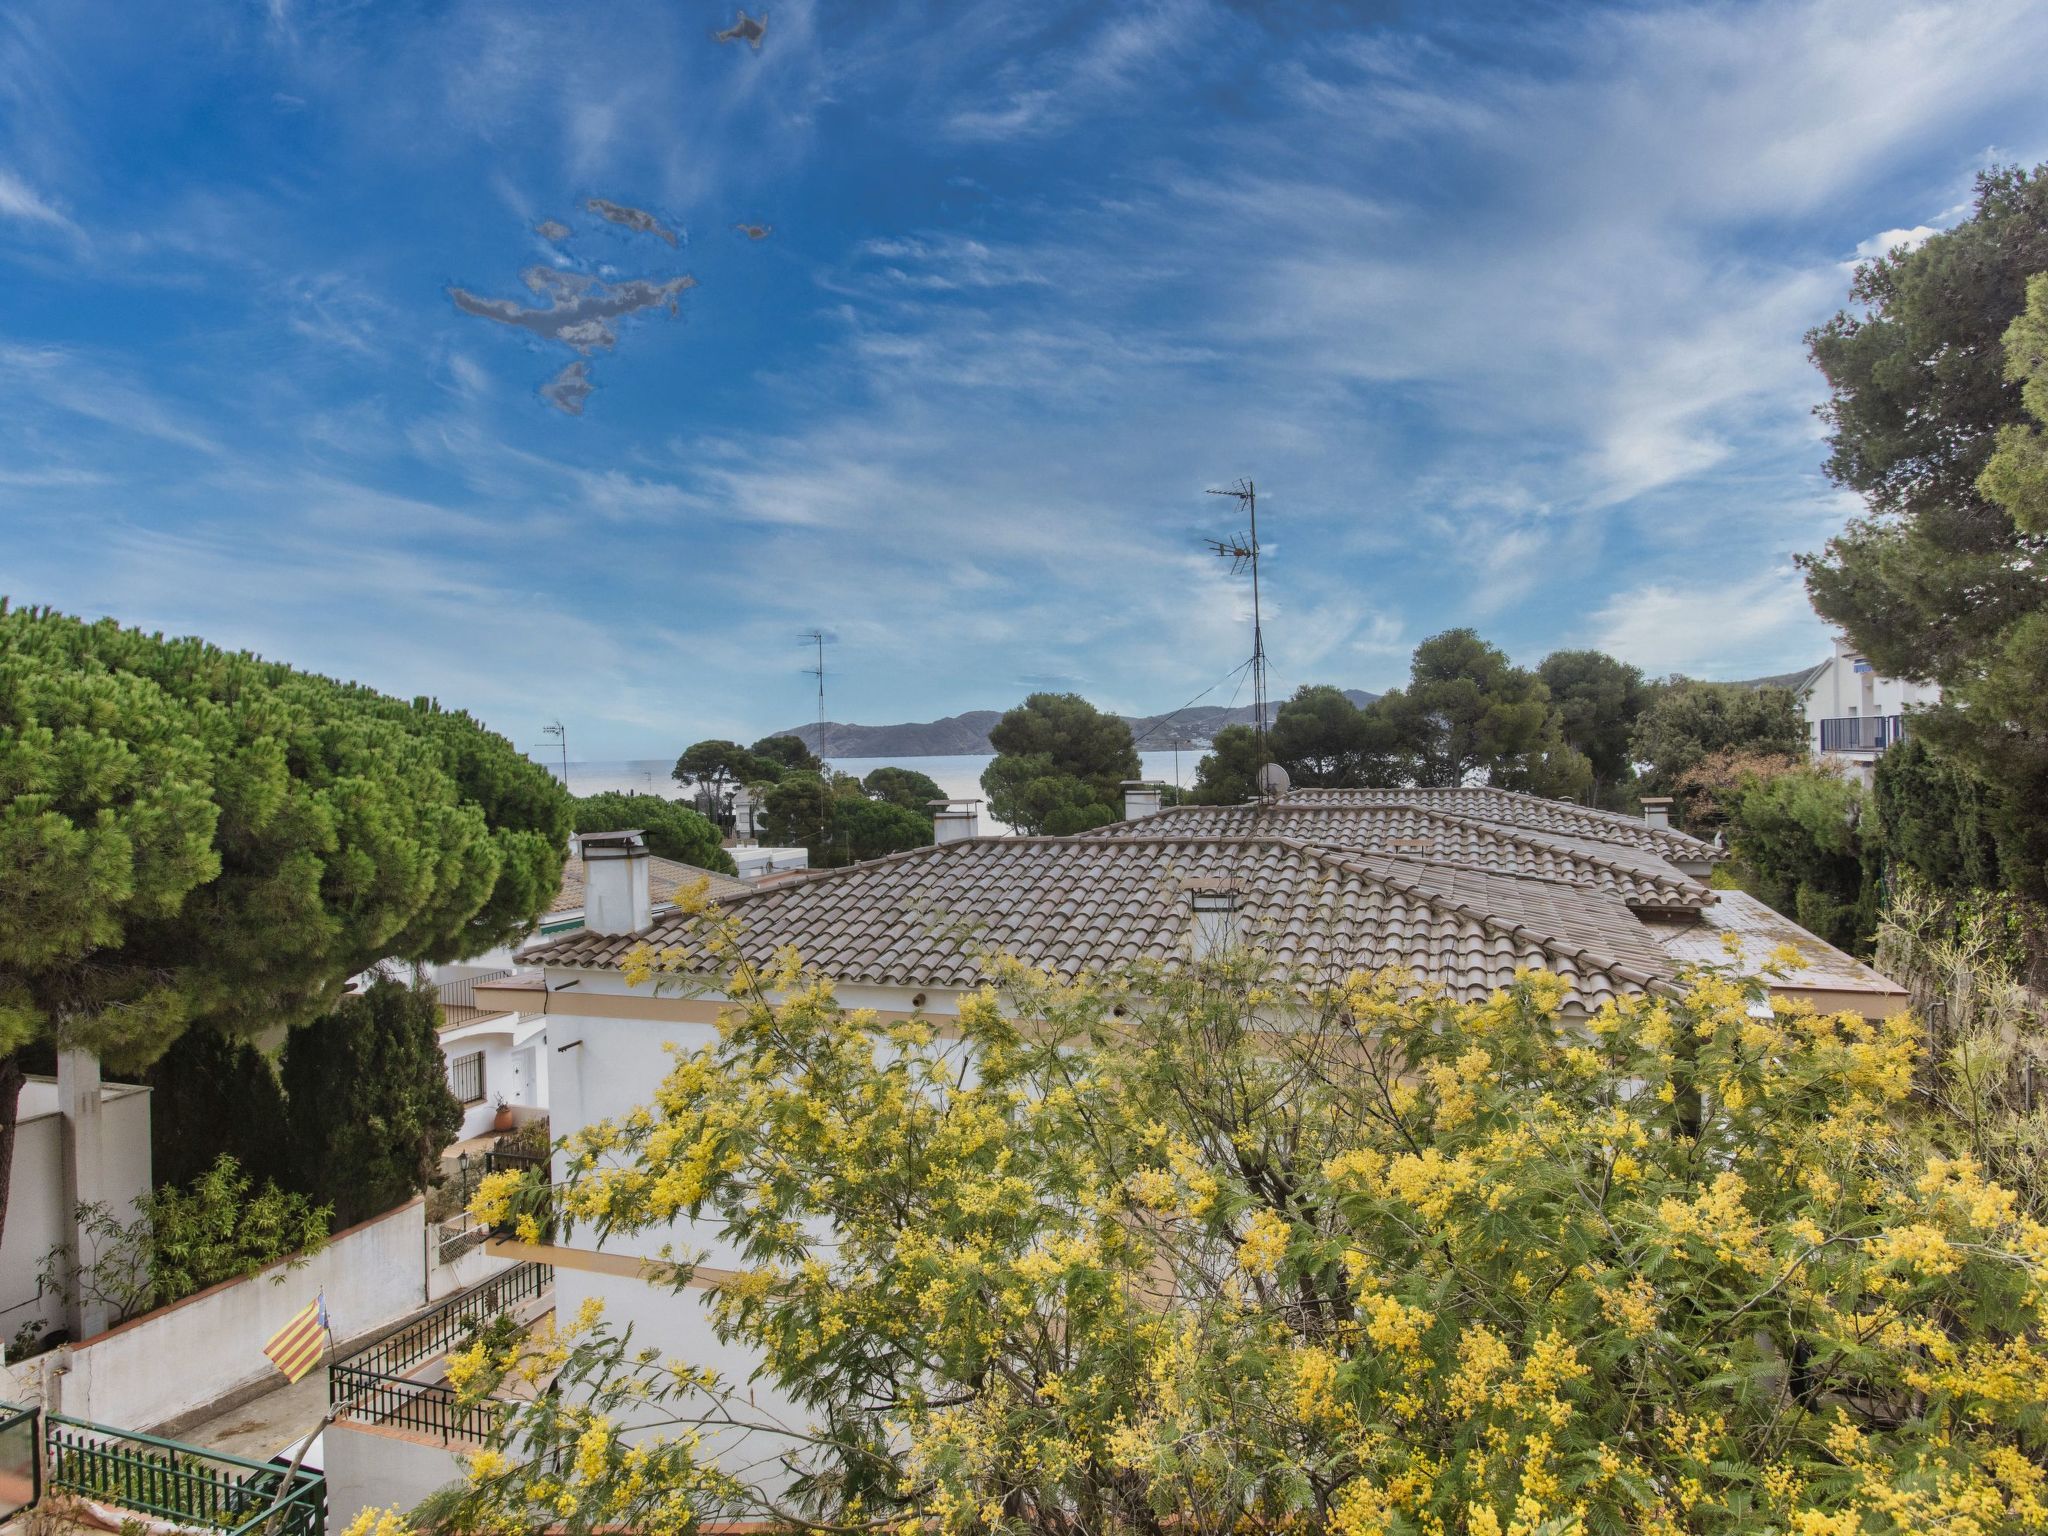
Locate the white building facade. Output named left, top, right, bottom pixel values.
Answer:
left=1797, top=633, right=1941, bottom=784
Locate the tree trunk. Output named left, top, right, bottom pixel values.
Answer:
left=0, top=1052, right=25, bottom=1251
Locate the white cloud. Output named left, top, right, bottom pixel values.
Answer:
left=1585, top=566, right=1825, bottom=679
left=1855, top=224, right=1940, bottom=258
left=0, top=166, right=80, bottom=238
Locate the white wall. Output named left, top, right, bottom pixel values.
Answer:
left=1802, top=637, right=1941, bottom=735
left=0, top=1080, right=151, bottom=1350
left=543, top=972, right=948, bottom=1496
left=443, top=1016, right=549, bottom=1141
left=425, top=1220, right=519, bottom=1302
left=325, top=1419, right=471, bottom=1530
left=2, top=1200, right=428, bottom=1431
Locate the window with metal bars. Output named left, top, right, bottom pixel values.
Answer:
left=450, top=1050, right=485, bottom=1105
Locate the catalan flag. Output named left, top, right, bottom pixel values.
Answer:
left=262, top=1294, right=330, bottom=1384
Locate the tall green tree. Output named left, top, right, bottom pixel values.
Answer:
left=1802, top=165, right=2048, bottom=901
left=1374, top=629, right=1586, bottom=796
left=672, top=740, right=773, bottom=797
left=573, top=792, right=736, bottom=875
left=1266, top=685, right=1407, bottom=788
left=826, top=798, right=934, bottom=863
left=1189, top=725, right=1263, bottom=805
left=1537, top=649, right=1645, bottom=796
left=144, top=1029, right=292, bottom=1192
left=279, top=976, right=464, bottom=1229
left=1870, top=736, right=2005, bottom=897
left=750, top=735, right=824, bottom=777
left=1632, top=681, right=1805, bottom=819
left=0, top=604, right=567, bottom=1245
left=861, top=766, right=943, bottom=817
left=981, top=694, right=1137, bottom=833
left=1730, top=766, right=1878, bottom=954
left=1977, top=271, right=2048, bottom=535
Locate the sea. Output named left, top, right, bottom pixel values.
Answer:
left=554, top=749, right=1199, bottom=836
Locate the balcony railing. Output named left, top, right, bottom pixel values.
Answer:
left=3, top=1405, right=327, bottom=1536
left=1817, top=714, right=1906, bottom=753
left=328, top=1364, right=504, bottom=1447
left=332, top=1260, right=552, bottom=1383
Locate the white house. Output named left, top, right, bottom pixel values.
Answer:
left=1795, top=633, right=1941, bottom=784
left=428, top=836, right=755, bottom=1141
left=477, top=789, right=1905, bottom=1499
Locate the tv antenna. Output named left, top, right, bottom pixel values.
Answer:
left=1206, top=478, right=1271, bottom=769
left=534, top=720, right=569, bottom=794
left=799, top=630, right=832, bottom=760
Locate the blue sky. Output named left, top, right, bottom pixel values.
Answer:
left=3, top=1, right=2045, bottom=757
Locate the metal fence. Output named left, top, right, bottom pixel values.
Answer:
left=436, top=967, right=516, bottom=1027
left=1816, top=714, right=1906, bottom=753
left=15, top=1407, right=326, bottom=1536
left=0, top=1404, right=37, bottom=1522
left=328, top=1365, right=504, bottom=1447
left=332, top=1260, right=552, bottom=1382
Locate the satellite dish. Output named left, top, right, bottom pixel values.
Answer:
left=1255, top=763, right=1291, bottom=798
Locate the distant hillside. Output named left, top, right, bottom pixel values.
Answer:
left=1727, top=665, right=1823, bottom=691
left=784, top=689, right=1381, bottom=758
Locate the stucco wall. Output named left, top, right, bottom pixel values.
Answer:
left=0, top=1079, right=152, bottom=1349
left=325, top=1419, right=469, bottom=1530
left=24, top=1199, right=428, bottom=1431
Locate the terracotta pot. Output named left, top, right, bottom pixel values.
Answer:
left=493, top=1105, right=516, bottom=1131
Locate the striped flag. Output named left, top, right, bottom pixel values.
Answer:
left=263, top=1295, right=330, bottom=1383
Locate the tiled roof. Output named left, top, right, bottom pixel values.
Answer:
left=529, top=835, right=1680, bottom=1010
left=1087, top=803, right=1712, bottom=911
left=1639, top=891, right=1906, bottom=998
left=548, top=855, right=752, bottom=916
left=1282, top=787, right=1724, bottom=864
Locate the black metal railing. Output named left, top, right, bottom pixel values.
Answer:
left=0, top=1403, right=39, bottom=1522
left=31, top=1409, right=323, bottom=1536
left=328, top=1365, right=504, bottom=1447
left=483, top=1144, right=547, bottom=1176
left=1817, top=714, right=1906, bottom=753
left=331, top=1260, right=552, bottom=1383
left=436, top=968, right=517, bottom=1026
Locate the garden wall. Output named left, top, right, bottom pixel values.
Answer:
left=2, top=1199, right=427, bottom=1432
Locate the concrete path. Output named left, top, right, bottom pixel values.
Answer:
left=175, top=1370, right=328, bottom=1465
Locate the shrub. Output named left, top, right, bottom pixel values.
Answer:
left=50, top=1153, right=329, bottom=1322
left=436, top=932, right=2048, bottom=1536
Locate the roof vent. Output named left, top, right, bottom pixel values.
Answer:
left=1121, top=781, right=1165, bottom=822
left=581, top=829, right=652, bottom=936
left=1184, top=877, right=1242, bottom=960
left=930, top=799, right=981, bottom=845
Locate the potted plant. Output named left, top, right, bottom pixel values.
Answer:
left=492, top=1093, right=515, bottom=1132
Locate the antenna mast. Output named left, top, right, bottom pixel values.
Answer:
left=1206, top=479, right=1269, bottom=758
left=540, top=720, right=569, bottom=794
left=799, top=629, right=830, bottom=760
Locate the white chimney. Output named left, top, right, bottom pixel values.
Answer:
left=1121, top=780, right=1164, bottom=822
left=1640, top=796, right=1674, bottom=830
left=581, top=828, right=653, bottom=935
left=1185, top=878, right=1241, bottom=960
left=931, top=799, right=981, bottom=845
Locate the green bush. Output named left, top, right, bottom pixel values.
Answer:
left=49, top=1153, right=330, bottom=1322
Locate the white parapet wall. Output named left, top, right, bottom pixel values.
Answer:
left=3, top=1199, right=429, bottom=1432
left=0, top=1078, right=152, bottom=1347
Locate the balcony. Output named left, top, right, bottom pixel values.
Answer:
left=1816, top=714, right=1906, bottom=754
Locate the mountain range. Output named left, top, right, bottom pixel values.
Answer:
left=782, top=691, right=1381, bottom=758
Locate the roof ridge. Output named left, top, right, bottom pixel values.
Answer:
left=1262, top=837, right=1682, bottom=998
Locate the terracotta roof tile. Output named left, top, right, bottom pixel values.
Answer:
left=1087, top=802, right=1712, bottom=911
left=1282, top=787, right=1723, bottom=864
left=528, top=835, right=1681, bottom=1011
